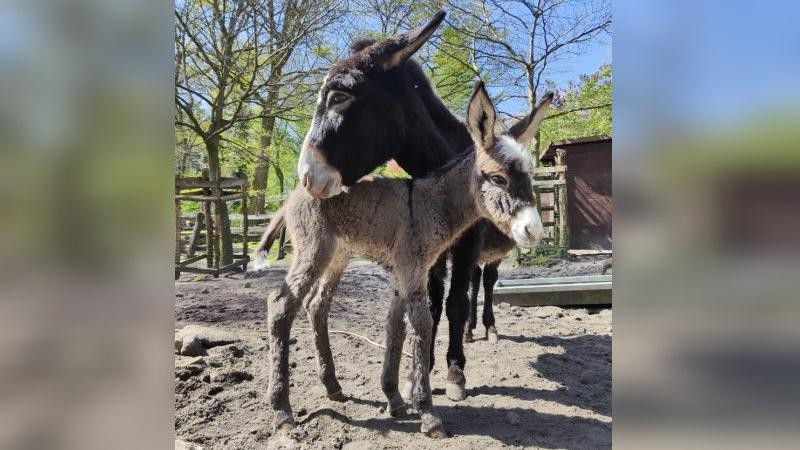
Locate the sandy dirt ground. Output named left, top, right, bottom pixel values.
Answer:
left=175, top=258, right=612, bottom=449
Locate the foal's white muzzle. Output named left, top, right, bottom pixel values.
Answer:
left=510, top=206, right=544, bottom=247
left=297, top=145, right=344, bottom=199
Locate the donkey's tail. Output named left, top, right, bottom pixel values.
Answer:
left=251, top=206, right=286, bottom=271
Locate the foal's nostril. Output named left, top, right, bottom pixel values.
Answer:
left=302, top=173, right=310, bottom=188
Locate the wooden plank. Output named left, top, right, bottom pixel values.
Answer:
left=175, top=193, right=244, bottom=202
left=532, top=179, right=566, bottom=188
left=567, top=249, right=613, bottom=256
left=494, top=289, right=611, bottom=306
left=176, top=177, right=246, bottom=188
left=495, top=281, right=611, bottom=294
left=534, top=166, right=566, bottom=175
left=177, top=253, right=209, bottom=266
left=496, top=275, right=612, bottom=287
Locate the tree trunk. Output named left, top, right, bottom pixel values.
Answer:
left=205, top=136, right=235, bottom=267
left=274, top=163, right=287, bottom=260
left=249, top=114, right=276, bottom=214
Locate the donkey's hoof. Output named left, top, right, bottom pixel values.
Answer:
left=446, top=366, right=467, bottom=401
left=272, top=410, right=296, bottom=433
left=464, top=329, right=474, bottom=343
left=400, top=372, right=414, bottom=402
left=421, top=414, right=447, bottom=438
left=486, top=326, right=498, bottom=343
left=328, top=390, right=346, bottom=402
left=446, top=381, right=466, bottom=401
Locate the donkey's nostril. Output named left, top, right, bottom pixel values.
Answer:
left=302, top=174, right=310, bottom=188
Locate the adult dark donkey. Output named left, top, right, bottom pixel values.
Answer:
left=254, top=10, right=551, bottom=400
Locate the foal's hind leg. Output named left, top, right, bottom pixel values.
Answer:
left=267, top=240, right=333, bottom=432
left=464, top=265, right=481, bottom=343
left=482, top=260, right=501, bottom=343
left=303, top=251, right=348, bottom=401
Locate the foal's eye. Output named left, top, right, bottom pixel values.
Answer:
left=327, top=91, right=350, bottom=107
left=490, top=175, right=508, bottom=186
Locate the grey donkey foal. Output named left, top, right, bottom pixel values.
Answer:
left=266, top=81, right=545, bottom=437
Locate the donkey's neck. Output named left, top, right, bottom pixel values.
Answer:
left=393, top=68, right=473, bottom=178
left=412, top=152, right=482, bottom=253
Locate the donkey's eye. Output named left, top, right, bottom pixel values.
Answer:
left=490, top=175, right=508, bottom=186
left=327, top=91, right=351, bottom=107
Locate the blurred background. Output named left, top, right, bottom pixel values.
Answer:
left=614, top=0, right=800, bottom=448
left=0, top=0, right=798, bottom=448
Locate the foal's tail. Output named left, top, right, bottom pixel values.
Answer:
left=252, top=206, right=286, bottom=271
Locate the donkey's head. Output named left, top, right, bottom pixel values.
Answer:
left=466, top=81, right=553, bottom=247
left=297, top=11, right=447, bottom=198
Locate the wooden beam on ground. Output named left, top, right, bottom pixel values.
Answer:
left=493, top=275, right=612, bottom=307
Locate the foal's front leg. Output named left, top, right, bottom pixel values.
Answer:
left=403, top=280, right=446, bottom=438
left=304, top=252, right=348, bottom=401
left=381, top=291, right=407, bottom=416
left=267, top=246, right=332, bottom=432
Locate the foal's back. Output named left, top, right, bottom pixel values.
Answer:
left=285, top=178, right=413, bottom=266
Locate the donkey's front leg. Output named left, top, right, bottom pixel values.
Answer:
left=405, top=283, right=447, bottom=438
left=464, top=265, right=482, bottom=343
left=482, top=260, right=500, bottom=343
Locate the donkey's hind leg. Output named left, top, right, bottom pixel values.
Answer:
left=464, top=264, right=481, bottom=343
left=267, top=239, right=334, bottom=432
left=303, top=251, right=348, bottom=401
left=482, top=260, right=501, bottom=343
left=427, top=254, right=447, bottom=372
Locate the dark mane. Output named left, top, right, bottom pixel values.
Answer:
left=349, top=38, right=376, bottom=54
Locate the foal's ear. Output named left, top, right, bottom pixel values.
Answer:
left=366, top=10, right=446, bottom=71
left=507, top=92, right=554, bottom=145
left=466, top=80, right=497, bottom=151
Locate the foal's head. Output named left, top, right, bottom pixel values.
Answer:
left=297, top=11, right=446, bottom=198
left=466, top=81, right=553, bottom=247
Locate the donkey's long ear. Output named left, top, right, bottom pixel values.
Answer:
left=466, top=80, right=497, bottom=150
left=507, top=92, right=554, bottom=144
left=366, top=10, right=446, bottom=71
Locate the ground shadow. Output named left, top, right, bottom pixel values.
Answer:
left=304, top=403, right=610, bottom=448
left=488, top=333, right=611, bottom=416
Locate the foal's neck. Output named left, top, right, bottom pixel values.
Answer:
left=413, top=152, right=482, bottom=253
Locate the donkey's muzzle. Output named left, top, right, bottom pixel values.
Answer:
left=297, top=145, right=344, bottom=199
left=510, top=206, right=544, bottom=247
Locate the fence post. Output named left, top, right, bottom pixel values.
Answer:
left=241, top=174, right=249, bottom=268
left=175, top=179, right=181, bottom=280
left=555, top=148, right=568, bottom=254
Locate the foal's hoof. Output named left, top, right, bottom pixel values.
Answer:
left=421, top=413, right=447, bottom=438
left=328, top=390, right=346, bottom=402
left=445, top=366, right=467, bottom=401
left=272, top=410, right=296, bottom=433
left=386, top=399, right=408, bottom=418
left=400, top=371, right=414, bottom=402
left=486, top=326, right=498, bottom=343
left=464, top=329, right=474, bottom=343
